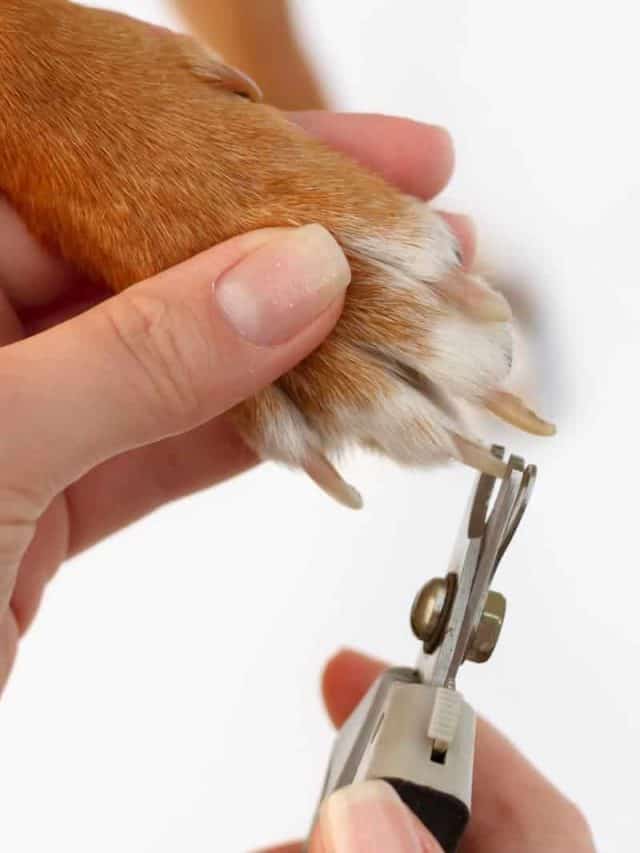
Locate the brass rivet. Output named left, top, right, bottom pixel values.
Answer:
left=410, top=575, right=456, bottom=653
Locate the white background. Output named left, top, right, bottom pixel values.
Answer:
left=0, top=2, right=637, bottom=851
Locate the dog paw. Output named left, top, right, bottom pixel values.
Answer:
left=231, top=202, right=554, bottom=507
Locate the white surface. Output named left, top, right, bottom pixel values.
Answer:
left=0, top=1, right=637, bottom=851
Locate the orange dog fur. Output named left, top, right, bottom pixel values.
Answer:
left=0, top=0, right=553, bottom=507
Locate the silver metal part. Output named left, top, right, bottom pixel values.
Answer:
left=417, top=449, right=536, bottom=688
left=356, top=679, right=474, bottom=805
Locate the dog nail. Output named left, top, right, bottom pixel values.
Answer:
left=452, top=435, right=509, bottom=477
left=303, top=449, right=363, bottom=509
left=445, top=274, right=512, bottom=323
left=485, top=390, right=556, bottom=436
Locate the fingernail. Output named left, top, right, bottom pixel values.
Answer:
left=214, top=224, right=351, bottom=345
left=318, top=780, right=442, bottom=853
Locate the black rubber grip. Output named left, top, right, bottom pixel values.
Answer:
left=384, top=778, right=470, bottom=853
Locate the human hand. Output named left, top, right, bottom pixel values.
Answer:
left=0, top=113, right=471, bottom=693
left=263, top=650, right=595, bottom=853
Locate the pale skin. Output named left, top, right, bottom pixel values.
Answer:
left=0, top=113, right=592, bottom=851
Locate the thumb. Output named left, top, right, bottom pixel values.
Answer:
left=0, top=224, right=350, bottom=512
left=311, top=781, right=444, bottom=853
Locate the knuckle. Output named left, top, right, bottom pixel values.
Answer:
left=101, top=290, right=210, bottom=429
left=0, top=483, right=38, bottom=601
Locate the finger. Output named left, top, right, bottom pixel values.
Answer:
left=261, top=783, right=444, bottom=853
left=461, top=721, right=594, bottom=853
left=0, top=225, right=349, bottom=578
left=311, top=780, right=442, bottom=853
left=289, top=112, right=454, bottom=201
left=0, top=196, right=82, bottom=308
left=321, top=651, right=594, bottom=853
left=322, top=648, right=386, bottom=728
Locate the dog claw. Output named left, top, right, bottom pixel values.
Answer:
left=485, top=390, right=556, bottom=437
left=444, top=273, right=513, bottom=323
left=452, top=435, right=509, bottom=478
left=303, top=450, right=364, bottom=510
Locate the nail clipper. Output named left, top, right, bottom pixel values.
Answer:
left=307, top=447, right=536, bottom=852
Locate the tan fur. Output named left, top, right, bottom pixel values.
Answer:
left=0, top=0, right=520, bottom=494
left=173, top=0, right=327, bottom=109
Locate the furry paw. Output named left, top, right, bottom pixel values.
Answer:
left=0, top=2, right=554, bottom=507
